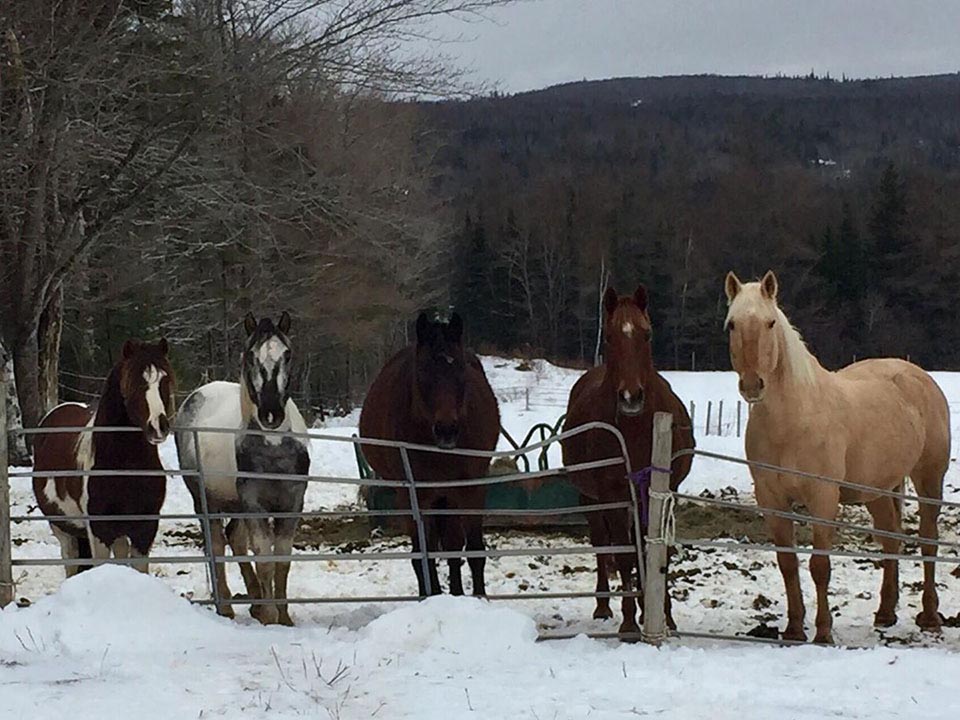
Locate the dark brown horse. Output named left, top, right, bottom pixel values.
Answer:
left=33, top=339, right=174, bottom=575
left=359, top=312, right=500, bottom=596
left=562, top=286, right=694, bottom=635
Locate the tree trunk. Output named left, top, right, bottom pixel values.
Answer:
left=12, top=331, right=42, bottom=436
left=37, top=282, right=63, bottom=414
left=1, top=341, right=32, bottom=465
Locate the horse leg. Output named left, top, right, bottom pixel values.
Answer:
left=610, top=511, right=639, bottom=638
left=273, top=516, right=299, bottom=627
left=809, top=514, right=838, bottom=645
left=52, top=526, right=81, bottom=579
left=442, top=516, right=465, bottom=597
left=226, top=519, right=262, bottom=608
left=765, top=515, right=806, bottom=641
left=664, top=546, right=677, bottom=631
left=206, top=520, right=236, bottom=619
left=587, top=504, right=613, bottom=620
left=464, top=515, right=486, bottom=597
left=913, top=467, right=944, bottom=632
left=111, top=536, right=131, bottom=564
left=865, top=494, right=901, bottom=627
left=248, top=518, right=279, bottom=625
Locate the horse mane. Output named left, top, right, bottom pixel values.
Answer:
left=773, top=305, right=818, bottom=386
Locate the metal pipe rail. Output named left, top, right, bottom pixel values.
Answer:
left=673, top=491, right=960, bottom=551
left=673, top=447, right=960, bottom=511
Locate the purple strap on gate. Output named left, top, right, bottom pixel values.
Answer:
left=627, top=466, right=671, bottom=530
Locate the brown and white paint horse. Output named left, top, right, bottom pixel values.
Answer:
left=33, top=339, right=174, bottom=575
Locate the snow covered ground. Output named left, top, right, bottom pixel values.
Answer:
left=4, top=357, right=960, bottom=718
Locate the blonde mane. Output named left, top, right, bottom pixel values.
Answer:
left=727, top=282, right=818, bottom=387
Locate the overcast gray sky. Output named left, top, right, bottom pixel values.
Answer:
left=423, top=0, right=960, bottom=93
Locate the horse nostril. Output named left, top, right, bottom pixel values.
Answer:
left=158, top=416, right=170, bottom=435
left=757, top=378, right=765, bottom=391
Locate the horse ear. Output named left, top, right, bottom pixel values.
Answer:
left=121, top=339, right=140, bottom=359
left=243, top=312, right=257, bottom=335
left=277, top=311, right=291, bottom=335
left=724, top=272, right=742, bottom=304
left=760, top=270, right=779, bottom=301
left=416, top=312, right=431, bottom=346
left=445, top=312, right=464, bottom=344
left=633, top=284, right=648, bottom=312
left=603, top=287, right=619, bottom=317
left=158, top=337, right=169, bottom=356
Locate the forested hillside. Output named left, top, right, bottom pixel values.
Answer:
left=428, top=74, right=960, bottom=372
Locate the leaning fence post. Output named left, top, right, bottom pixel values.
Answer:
left=736, top=400, right=742, bottom=438
left=192, top=429, right=223, bottom=613
left=689, top=401, right=695, bottom=435
left=642, top=412, right=673, bottom=646
left=705, top=401, right=712, bottom=437
left=400, top=446, right=433, bottom=597
left=717, top=400, right=724, bottom=436
left=0, top=375, right=13, bottom=608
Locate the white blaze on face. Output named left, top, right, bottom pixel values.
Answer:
left=143, top=365, right=167, bottom=436
left=255, top=336, right=288, bottom=392
left=622, top=322, right=634, bottom=337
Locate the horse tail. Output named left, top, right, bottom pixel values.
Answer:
left=76, top=536, right=93, bottom=574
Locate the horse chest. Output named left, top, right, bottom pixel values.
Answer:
left=235, top=433, right=309, bottom=512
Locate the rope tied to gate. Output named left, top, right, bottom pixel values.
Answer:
left=647, top=490, right=676, bottom=547
left=627, top=465, right=671, bottom=531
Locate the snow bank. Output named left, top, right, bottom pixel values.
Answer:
left=4, top=569, right=960, bottom=719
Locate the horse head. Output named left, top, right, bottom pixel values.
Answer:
left=603, top=285, right=654, bottom=417
left=413, top=311, right=467, bottom=449
left=241, top=311, right=294, bottom=430
left=724, top=270, right=785, bottom=403
left=118, top=338, right=175, bottom=445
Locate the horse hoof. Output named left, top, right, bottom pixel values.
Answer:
left=593, top=606, right=614, bottom=620
left=278, top=614, right=295, bottom=627
left=813, top=633, right=834, bottom=645
left=916, top=611, right=944, bottom=633
left=781, top=628, right=807, bottom=642
left=217, top=606, right=236, bottom=620
left=618, top=620, right=641, bottom=641
left=873, top=612, right=897, bottom=628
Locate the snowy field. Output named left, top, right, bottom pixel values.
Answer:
left=4, top=357, right=960, bottom=718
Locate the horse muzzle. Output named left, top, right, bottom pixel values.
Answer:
left=617, top=390, right=645, bottom=417
left=147, top=416, right=170, bottom=444
left=433, top=422, right=459, bottom=450
left=738, top=375, right=766, bottom=404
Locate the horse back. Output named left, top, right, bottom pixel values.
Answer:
left=33, top=403, right=94, bottom=535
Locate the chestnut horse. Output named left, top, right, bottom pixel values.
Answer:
left=33, top=339, right=174, bottom=575
left=725, top=270, right=950, bottom=643
left=359, top=312, right=500, bottom=596
left=562, top=286, right=694, bottom=635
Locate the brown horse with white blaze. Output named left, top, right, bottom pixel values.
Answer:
left=725, top=270, right=950, bottom=643
left=33, top=339, right=174, bottom=575
left=359, top=312, right=500, bottom=597
left=562, top=286, right=694, bottom=636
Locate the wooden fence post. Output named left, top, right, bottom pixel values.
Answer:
left=689, top=401, right=695, bottom=435
left=717, top=400, right=724, bottom=436
left=642, top=412, right=673, bottom=646
left=736, top=400, right=742, bottom=438
left=525, top=388, right=530, bottom=411
left=0, top=374, right=12, bottom=608
left=705, top=401, right=712, bottom=437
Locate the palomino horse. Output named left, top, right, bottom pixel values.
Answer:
left=562, top=286, right=694, bottom=635
left=33, top=339, right=174, bottom=575
left=360, top=312, right=500, bottom=596
left=176, top=312, right=309, bottom=625
left=725, top=270, right=950, bottom=643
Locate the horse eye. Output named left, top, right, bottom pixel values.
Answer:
left=768, top=319, right=776, bottom=329
left=727, top=321, right=735, bottom=332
